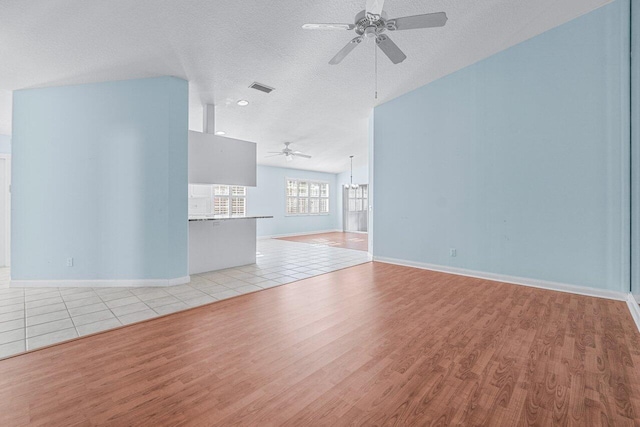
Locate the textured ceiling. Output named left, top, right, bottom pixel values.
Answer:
left=0, top=0, right=610, bottom=173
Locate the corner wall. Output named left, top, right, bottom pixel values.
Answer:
left=11, top=76, right=188, bottom=283
left=373, top=0, right=630, bottom=293
left=632, top=0, right=640, bottom=303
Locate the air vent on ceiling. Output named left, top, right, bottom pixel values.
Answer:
left=249, top=82, right=275, bottom=94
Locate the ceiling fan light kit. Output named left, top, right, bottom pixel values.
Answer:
left=303, top=0, right=447, bottom=65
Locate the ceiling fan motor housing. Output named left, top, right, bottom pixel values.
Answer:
left=303, top=3, right=447, bottom=66
left=354, top=10, right=389, bottom=38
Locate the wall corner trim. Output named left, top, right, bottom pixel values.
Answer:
left=373, top=256, right=628, bottom=302
left=626, top=294, right=640, bottom=332
left=10, top=276, right=191, bottom=288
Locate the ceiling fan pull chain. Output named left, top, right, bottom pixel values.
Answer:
left=375, top=41, right=378, bottom=100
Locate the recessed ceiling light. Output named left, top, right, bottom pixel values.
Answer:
left=215, top=131, right=226, bottom=135
left=237, top=100, right=249, bottom=106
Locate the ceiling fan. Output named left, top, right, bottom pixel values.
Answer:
left=267, top=142, right=312, bottom=162
left=302, top=0, right=447, bottom=65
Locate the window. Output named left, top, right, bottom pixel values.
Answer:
left=286, top=178, right=329, bottom=215
left=213, top=185, right=230, bottom=215
left=347, top=185, right=368, bottom=212
left=189, top=184, right=246, bottom=216
left=215, top=185, right=246, bottom=216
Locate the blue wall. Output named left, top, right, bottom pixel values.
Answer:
left=12, top=77, right=188, bottom=281
left=632, top=0, right=640, bottom=301
left=373, top=1, right=630, bottom=292
left=0, top=134, right=11, bottom=154
left=247, top=165, right=339, bottom=237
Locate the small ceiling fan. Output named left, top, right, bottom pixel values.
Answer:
left=302, top=0, right=447, bottom=65
left=267, top=142, right=312, bottom=162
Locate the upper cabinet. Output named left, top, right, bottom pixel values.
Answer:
left=188, top=131, right=257, bottom=186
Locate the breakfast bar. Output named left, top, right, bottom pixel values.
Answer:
left=188, top=120, right=272, bottom=276
left=188, top=215, right=273, bottom=275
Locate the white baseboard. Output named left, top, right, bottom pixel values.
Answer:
left=373, top=256, right=627, bottom=302
left=626, top=294, right=640, bottom=332
left=258, top=229, right=342, bottom=239
left=10, top=275, right=191, bottom=288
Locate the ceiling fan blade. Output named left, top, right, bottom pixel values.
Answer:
left=267, top=151, right=283, bottom=154
left=302, top=23, right=355, bottom=30
left=388, top=12, right=448, bottom=31
left=366, top=0, right=385, bottom=17
left=265, top=154, right=283, bottom=158
left=376, top=35, right=407, bottom=64
left=329, top=36, right=363, bottom=65
left=292, top=153, right=312, bottom=159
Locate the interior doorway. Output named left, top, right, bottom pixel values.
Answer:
left=343, top=184, right=368, bottom=233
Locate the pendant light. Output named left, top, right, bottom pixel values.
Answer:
left=345, top=155, right=359, bottom=189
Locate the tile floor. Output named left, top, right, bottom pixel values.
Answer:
left=0, top=238, right=370, bottom=359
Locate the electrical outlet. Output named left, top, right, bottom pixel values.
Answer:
left=66, top=257, right=73, bottom=267
left=450, top=248, right=457, bottom=257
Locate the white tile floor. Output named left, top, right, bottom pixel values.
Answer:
left=0, top=239, right=370, bottom=359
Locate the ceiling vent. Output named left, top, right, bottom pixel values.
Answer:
left=249, top=82, right=275, bottom=94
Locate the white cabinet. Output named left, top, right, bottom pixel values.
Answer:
left=188, top=131, right=256, bottom=186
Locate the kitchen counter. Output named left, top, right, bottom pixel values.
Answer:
left=188, top=215, right=273, bottom=275
left=189, top=215, right=273, bottom=222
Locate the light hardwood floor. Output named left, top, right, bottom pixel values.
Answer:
left=0, top=262, right=639, bottom=426
left=276, top=231, right=368, bottom=252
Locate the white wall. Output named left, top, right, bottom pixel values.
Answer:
left=0, top=90, right=12, bottom=137
left=0, top=156, right=10, bottom=267
left=247, top=165, right=340, bottom=237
